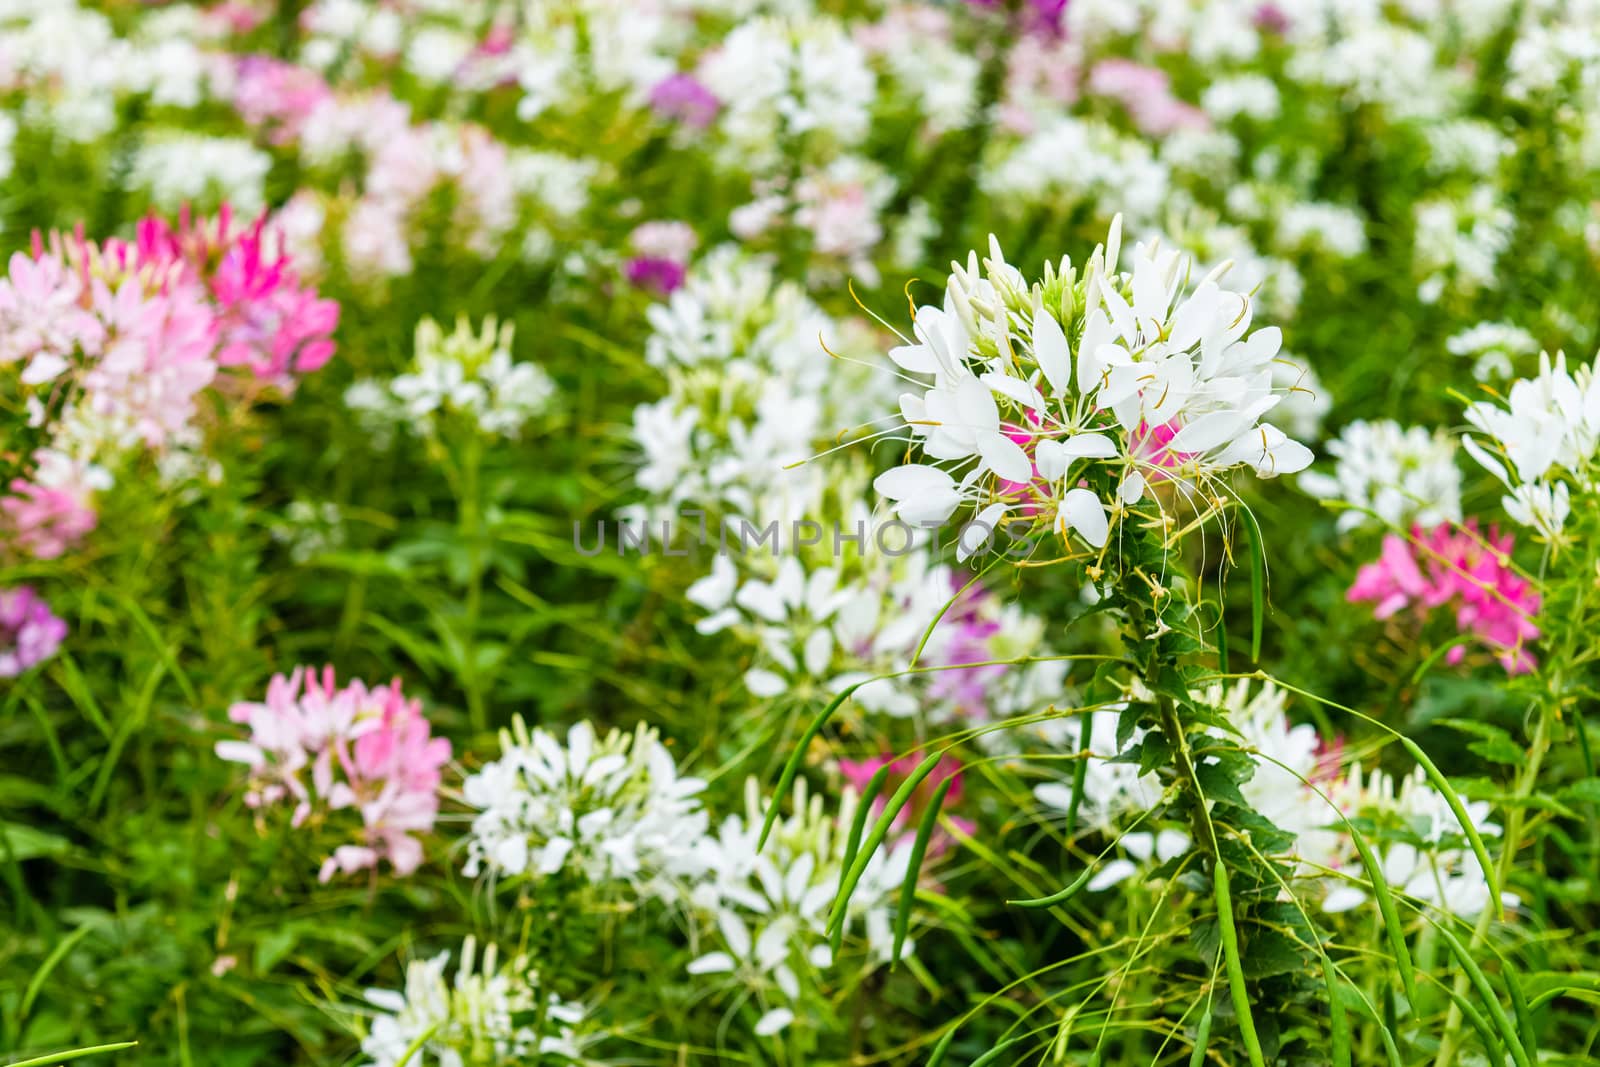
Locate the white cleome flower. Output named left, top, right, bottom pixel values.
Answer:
left=873, top=217, right=1312, bottom=555
left=360, top=937, right=584, bottom=1067
left=1461, top=350, right=1600, bottom=541
left=1299, top=419, right=1462, bottom=533
left=684, top=778, right=913, bottom=1038
left=353, top=315, right=555, bottom=441
left=461, top=719, right=710, bottom=899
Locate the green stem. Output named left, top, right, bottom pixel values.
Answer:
left=460, top=436, right=487, bottom=733
left=1155, top=693, right=1264, bottom=1067
left=1433, top=528, right=1596, bottom=1064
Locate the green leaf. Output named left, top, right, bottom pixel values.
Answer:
left=892, top=774, right=955, bottom=966
left=0, top=822, right=70, bottom=862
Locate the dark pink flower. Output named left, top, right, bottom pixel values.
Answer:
left=1348, top=522, right=1540, bottom=674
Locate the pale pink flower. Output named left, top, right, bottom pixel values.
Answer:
left=649, top=73, right=720, bottom=128
left=232, top=56, right=332, bottom=143
left=1088, top=60, right=1211, bottom=137
left=82, top=277, right=218, bottom=447
left=218, top=666, right=451, bottom=881
left=2, top=464, right=98, bottom=561
left=343, top=197, right=415, bottom=279
left=0, top=250, right=104, bottom=384
left=455, top=127, right=518, bottom=254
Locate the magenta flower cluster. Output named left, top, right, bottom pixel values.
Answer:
left=0, top=585, right=67, bottom=677
left=1, top=204, right=337, bottom=564
left=1348, top=522, right=1541, bottom=674
left=217, top=666, right=452, bottom=882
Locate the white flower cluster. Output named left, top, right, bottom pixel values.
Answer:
left=0, top=0, right=226, bottom=143
left=1299, top=419, right=1463, bottom=533
left=128, top=134, right=271, bottom=214
left=1032, top=679, right=1505, bottom=918
left=631, top=247, right=890, bottom=526
left=698, top=16, right=875, bottom=172
left=1463, top=350, right=1600, bottom=541
left=346, top=315, right=555, bottom=442
left=874, top=219, right=1313, bottom=554
left=687, top=545, right=1066, bottom=722
left=361, top=937, right=585, bottom=1067
left=983, top=118, right=1171, bottom=230
left=633, top=247, right=1065, bottom=727
left=685, top=778, right=912, bottom=1038
left=460, top=728, right=921, bottom=1040
left=1321, top=763, right=1507, bottom=919
left=1447, top=321, right=1539, bottom=381
left=461, top=719, right=710, bottom=897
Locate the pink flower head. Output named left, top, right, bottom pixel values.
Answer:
left=625, top=257, right=688, bottom=295
left=83, top=274, right=219, bottom=447
left=50, top=204, right=338, bottom=389
left=0, top=585, right=67, bottom=677
left=217, top=666, right=451, bottom=882
left=650, top=73, right=720, bottom=128
left=232, top=56, right=333, bottom=143
left=0, top=250, right=104, bottom=384
left=625, top=221, right=698, bottom=295
left=1088, top=60, right=1211, bottom=137
left=1255, top=4, right=1291, bottom=34
left=1348, top=521, right=1540, bottom=674
left=3, top=470, right=98, bottom=561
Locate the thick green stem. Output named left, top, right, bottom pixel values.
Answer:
left=1156, top=692, right=1264, bottom=1067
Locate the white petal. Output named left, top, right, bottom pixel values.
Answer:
left=1087, top=859, right=1139, bottom=892
left=687, top=951, right=736, bottom=975
left=755, top=1008, right=795, bottom=1037
left=1031, top=308, right=1072, bottom=394
left=1060, top=433, right=1119, bottom=459
left=958, top=502, right=1010, bottom=562
left=1166, top=411, right=1250, bottom=455
left=983, top=370, right=1046, bottom=412
left=978, top=430, right=1034, bottom=483
left=745, top=669, right=788, bottom=697
left=1117, top=471, right=1147, bottom=505
left=1060, top=488, right=1109, bottom=548
left=874, top=463, right=956, bottom=502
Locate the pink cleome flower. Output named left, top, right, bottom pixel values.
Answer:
left=1088, top=59, right=1211, bottom=137
left=649, top=73, right=721, bottom=128
left=232, top=56, right=334, bottom=143
left=136, top=205, right=340, bottom=386
left=1348, top=521, right=1541, bottom=674
left=0, top=585, right=68, bottom=677
left=217, top=666, right=452, bottom=882
left=3, top=478, right=97, bottom=560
